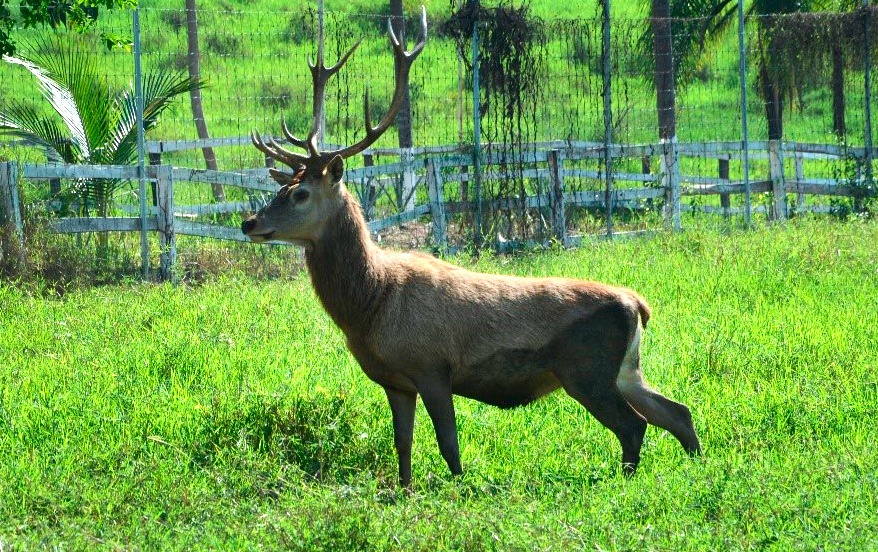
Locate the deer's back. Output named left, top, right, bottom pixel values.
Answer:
left=368, top=251, right=647, bottom=374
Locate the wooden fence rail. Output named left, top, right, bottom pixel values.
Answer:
left=1, top=139, right=872, bottom=280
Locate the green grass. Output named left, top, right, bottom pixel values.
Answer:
left=1, top=218, right=877, bottom=549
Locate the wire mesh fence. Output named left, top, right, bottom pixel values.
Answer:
left=1, top=4, right=876, bottom=283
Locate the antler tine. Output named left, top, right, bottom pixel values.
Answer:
left=387, top=5, right=427, bottom=59
left=251, top=7, right=427, bottom=168
left=250, top=129, right=273, bottom=157
left=317, top=39, right=362, bottom=76
left=330, top=6, right=428, bottom=160
left=299, top=39, right=363, bottom=158
left=281, top=118, right=310, bottom=150
left=251, top=129, right=309, bottom=168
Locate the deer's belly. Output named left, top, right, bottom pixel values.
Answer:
left=453, top=348, right=561, bottom=408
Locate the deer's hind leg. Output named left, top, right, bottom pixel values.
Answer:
left=551, top=305, right=648, bottom=474
left=615, top=323, right=702, bottom=456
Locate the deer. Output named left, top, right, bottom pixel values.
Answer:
left=242, top=7, right=701, bottom=487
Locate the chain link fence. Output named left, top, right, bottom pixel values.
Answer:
left=1, top=4, right=876, bottom=284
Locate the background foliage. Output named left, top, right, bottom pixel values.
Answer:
left=0, top=0, right=135, bottom=55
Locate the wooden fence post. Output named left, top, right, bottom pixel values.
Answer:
left=149, top=151, right=162, bottom=207
left=426, top=158, right=447, bottom=252
left=718, top=156, right=731, bottom=220
left=794, top=152, right=805, bottom=213
left=548, top=149, right=567, bottom=245
left=642, top=155, right=654, bottom=211
left=768, top=139, right=787, bottom=221
left=0, top=162, right=25, bottom=264
left=661, top=138, right=681, bottom=230
left=154, top=164, right=176, bottom=282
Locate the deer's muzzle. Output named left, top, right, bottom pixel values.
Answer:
left=241, top=217, right=258, bottom=235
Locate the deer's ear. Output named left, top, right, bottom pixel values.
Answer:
left=324, top=155, right=345, bottom=185
left=269, top=168, right=296, bottom=187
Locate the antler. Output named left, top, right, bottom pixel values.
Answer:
left=328, top=6, right=427, bottom=159
left=251, top=38, right=361, bottom=168
left=251, top=6, right=427, bottom=170
left=285, top=39, right=362, bottom=157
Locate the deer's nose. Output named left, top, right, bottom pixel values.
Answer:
left=241, top=218, right=257, bottom=235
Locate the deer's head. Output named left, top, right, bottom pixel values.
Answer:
left=242, top=8, right=427, bottom=246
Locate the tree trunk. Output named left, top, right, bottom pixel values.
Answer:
left=651, top=0, right=676, bottom=141
left=760, top=62, right=784, bottom=140
left=390, top=0, right=413, bottom=149
left=186, top=0, right=225, bottom=201
left=831, top=42, right=846, bottom=139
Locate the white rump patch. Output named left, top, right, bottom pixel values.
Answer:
left=616, top=315, right=645, bottom=396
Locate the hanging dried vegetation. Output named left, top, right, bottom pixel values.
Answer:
left=441, top=1, right=548, bottom=244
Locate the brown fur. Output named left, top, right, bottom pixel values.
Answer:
left=243, top=159, right=702, bottom=486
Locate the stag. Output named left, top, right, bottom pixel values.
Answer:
left=242, top=7, right=701, bottom=487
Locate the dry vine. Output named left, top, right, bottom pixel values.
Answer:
left=442, top=1, right=547, bottom=244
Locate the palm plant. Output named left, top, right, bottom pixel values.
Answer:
left=0, top=31, right=203, bottom=217
left=639, top=0, right=869, bottom=141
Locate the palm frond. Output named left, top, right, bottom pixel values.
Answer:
left=21, top=33, right=114, bottom=155
left=0, top=102, right=81, bottom=163
left=105, top=92, right=138, bottom=165
left=108, top=72, right=204, bottom=166
left=143, top=72, right=205, bottom=128
left=2, top=52, right=91, bottom=160
left=2, top=31, right=202, bottom=215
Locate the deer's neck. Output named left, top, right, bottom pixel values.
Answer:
left=305, top=188, right=386, bottom=337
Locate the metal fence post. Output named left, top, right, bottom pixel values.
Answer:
left=133, top=7, right=149, bottom=279
left=470, top=0, right=483, bottom=249
left=863, top=0, right=873, bottom=189
left=738, top=0, right=752, bottom=227
left=317, top=0, right=326, bottom=149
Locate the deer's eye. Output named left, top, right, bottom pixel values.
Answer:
left=292, top=189, right=310, bottom=203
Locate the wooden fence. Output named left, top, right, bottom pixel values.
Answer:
left=1, top=139, right=871, bottom=281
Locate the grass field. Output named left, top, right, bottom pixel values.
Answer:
left=1, top=218, right=877, bottom=550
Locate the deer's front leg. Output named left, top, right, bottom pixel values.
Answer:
left=384, top=386, right=417, bottom=487
left=416, top=374, right=462, bottom=477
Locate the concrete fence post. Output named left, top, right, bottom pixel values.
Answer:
left=768, top=139, right=787, bottom=221
left=154, top=165, right=176, bottom=281
left=794, top=152, right=805, bottom=213
left=426, top=158, right=447, bottom=252
left=401, top=148, right=416, bottom=211
left=548, top=150, right=567, bottom=246
left=661, top=138, right=681, bottom=230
